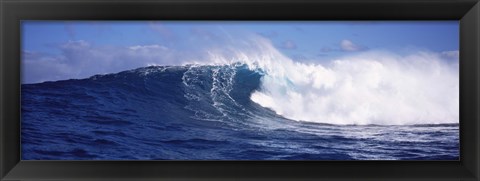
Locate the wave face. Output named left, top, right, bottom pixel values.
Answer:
left=21, top=63, right=459, bottom=160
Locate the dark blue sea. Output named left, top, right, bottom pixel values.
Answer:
left=21, top=64, right=459, bottom=160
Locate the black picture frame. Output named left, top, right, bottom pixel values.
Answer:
left=1, top=0, right=479, bottom=180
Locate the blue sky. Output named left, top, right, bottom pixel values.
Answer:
left=22, top=21, right=459, bottom=83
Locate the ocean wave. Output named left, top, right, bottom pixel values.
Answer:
left=185, top=37, right=459, bottom=125
left=24, top=36, right=459, bottom=126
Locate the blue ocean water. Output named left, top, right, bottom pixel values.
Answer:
left=21, top=64, right=459, bottom=160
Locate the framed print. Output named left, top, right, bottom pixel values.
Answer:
left=1, top=0, right=479, bottom=180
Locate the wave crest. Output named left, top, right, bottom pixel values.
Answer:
left=246, top=52, right=459, bottom=125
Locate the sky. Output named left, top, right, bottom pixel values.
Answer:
left=21, top=21, right=459, bottom=84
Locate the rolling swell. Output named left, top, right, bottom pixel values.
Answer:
left=21, top=63, right=459, bottom=160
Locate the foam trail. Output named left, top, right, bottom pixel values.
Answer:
left=201, top=36, right=459, bottom=125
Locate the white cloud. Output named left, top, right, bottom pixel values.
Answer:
left=22, top=41, right=183, bottom=84
left=340, top=39, right=366, bottom=52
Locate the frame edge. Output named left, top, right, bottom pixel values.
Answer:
left=460, top=1, right=480, bottom=179
left=1, top=0, right=480, bottom=180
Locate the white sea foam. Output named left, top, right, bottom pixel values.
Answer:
left=202, top=37, right=459, bottom=125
